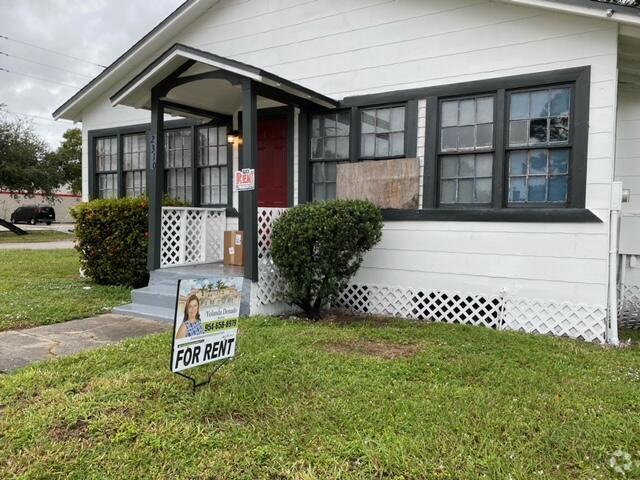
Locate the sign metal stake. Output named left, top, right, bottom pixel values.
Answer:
left=175, top=359, right=231, bottom=393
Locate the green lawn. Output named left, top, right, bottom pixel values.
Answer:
left=0, top=250, right=130, bottom=331
left=0, top=316, right=638, bottom=479
left=0, top=230, right=74, bottom=244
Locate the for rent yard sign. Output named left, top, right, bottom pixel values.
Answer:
left=171, top=277, right=242, bottom=373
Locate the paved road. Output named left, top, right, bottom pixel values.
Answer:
left=0, top=240, right=75, bottom=250
left=0, top=223, right=75, bottom=233
left=0, top=314, right=170, bottom=373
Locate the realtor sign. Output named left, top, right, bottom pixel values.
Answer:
left=234, top=168, right=255, bottom=191
left=171, top=277, right=243, bottom=373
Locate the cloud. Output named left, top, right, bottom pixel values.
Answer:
left=0, top=0, right=184, bottom=148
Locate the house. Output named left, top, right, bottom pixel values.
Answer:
left=53, top=0, right=640, bottom=343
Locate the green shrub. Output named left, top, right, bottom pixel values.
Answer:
left=71, top=197, right=149, bottom=288
left=271, top=199, right=383, bottom=319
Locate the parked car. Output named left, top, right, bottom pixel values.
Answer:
left=10, top=206, right=56, bottom=225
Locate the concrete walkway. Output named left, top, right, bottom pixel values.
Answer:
left=0, top=240, right=75, bottom=250
left=0, top=314, right=170, bottom=373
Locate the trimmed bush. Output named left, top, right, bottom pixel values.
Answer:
left=271, top=199, right=383, bottom=319
left=72, top=197, right=149, bottom=288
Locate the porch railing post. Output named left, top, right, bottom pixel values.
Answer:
left=240, top=79, right=259, bottom=282
left=147, top=87, right=165, bottom=271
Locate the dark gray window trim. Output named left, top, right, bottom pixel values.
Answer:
left=381, top=208, right=601, bottom=223
left=194, top=124, right=233, bottom=209
left=88, top=117, right=233, bottom=209
left=422, top=66, right=590, bottom=219
left=303, top=66, right=593, bottom=223
left=302, top=100, right=418, bottom=202
left=435, top=92, right=498, bottom=208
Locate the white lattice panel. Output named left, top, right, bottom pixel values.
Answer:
left=502, top=297, right=606, bottom=343
left=335, top=284, right=502, bottom=329
left=160, top=209, right=181, bottom=267
left=620, top=283, right=640, bottom=328
left=160, top=207, right=225, bottom=268
left=254, top=208, right=288, bottom=306
left=336, top=283, right=608, bottom=343
left=205, top=210, right=225, bottom=262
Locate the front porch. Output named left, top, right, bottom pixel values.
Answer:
left=109, top=43, right=337, bottom=285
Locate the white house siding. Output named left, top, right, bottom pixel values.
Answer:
left=616, top=85, right=640, bottom=213
left=78, top=0, right=622, bottom=340
left=615, top=84, right=640, bottom=310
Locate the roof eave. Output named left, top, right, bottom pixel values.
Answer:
left=498, top=0, right=640, bottom=26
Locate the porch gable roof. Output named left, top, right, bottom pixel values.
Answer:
left=109, top=43, right=339, bottom=111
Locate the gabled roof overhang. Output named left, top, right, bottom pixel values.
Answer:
left=109, top=44, right=338, bottom=111
left=496, top=0, right=640, bottom=26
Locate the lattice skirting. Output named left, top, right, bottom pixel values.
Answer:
left=335, top=283, right=607, bottom=343
left=620, top=283, right=640, bottom=329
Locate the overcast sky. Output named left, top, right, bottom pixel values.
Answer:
left=0, top=0, right=184, bottom=148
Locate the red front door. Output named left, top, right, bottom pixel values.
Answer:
left=258, top=116, right=288, bottom=207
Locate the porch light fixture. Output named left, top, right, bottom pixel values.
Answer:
left=227, top=130, right=240, bottom=144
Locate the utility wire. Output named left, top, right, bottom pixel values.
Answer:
left=0, top=51, right=94, bottom=79
left=0, top=67, right=80, bottom=89
left=4, top=109, right=75, bottom=124
left=0, top=34, right=107, bottom=69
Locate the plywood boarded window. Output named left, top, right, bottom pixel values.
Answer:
left=336, top=158, right=419, bottom=209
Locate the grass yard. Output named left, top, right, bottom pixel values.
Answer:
left=0, top=230, right=74, bottom=244
left=0, top=316, right=638, bottom=479
left=0, top=250, right=130, bottom=331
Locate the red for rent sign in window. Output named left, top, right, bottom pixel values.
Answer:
left=234, top=168, right=255, bottom=191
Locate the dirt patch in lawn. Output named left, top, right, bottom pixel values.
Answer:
left=285, top=311, right=395, bottom=327
left=324, top=339, right=421, bottom=360
left=49, top=418, right=90, bottom=441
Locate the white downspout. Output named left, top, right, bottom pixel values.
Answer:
left=608, top=182, right=623, bottom=346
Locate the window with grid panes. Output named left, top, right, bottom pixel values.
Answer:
left=197, top=126, right=228, bottom=205
left=507, top=87, right=570, bottom=204
left=438, top=96, right=494, bottom=204
left=122, top=133, right=146, bottom=197
left=310, top=111, right=350, bottom=201
left=360, top=106, right=405, bottom=158
left=164, top=129, right=192, bottom=203
left=95, top=136, right=118, bottom=199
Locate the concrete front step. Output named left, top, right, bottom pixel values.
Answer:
left=112, top=303, right=176, bottom=323
left=149, top=263, right=243, bottom=285
left=132, top=282, right=179, bottom=310
left=114, top=263, right=245, bottom=323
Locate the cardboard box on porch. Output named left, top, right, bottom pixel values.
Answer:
left=224, top=230, right=244, bottom=266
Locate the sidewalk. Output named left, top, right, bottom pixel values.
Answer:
left=0, top=240, right=75, bottom=250
left=0, top=314, right=170, bottom=373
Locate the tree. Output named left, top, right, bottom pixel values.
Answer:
left=51, top=128, right=82, bottom=194
left=0, top=105, right=59, bottom=198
